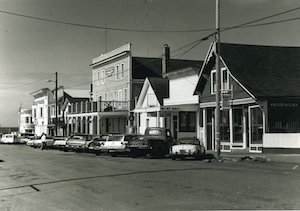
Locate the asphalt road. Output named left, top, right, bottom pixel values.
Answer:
left=0, top=145, right=299, bottom=211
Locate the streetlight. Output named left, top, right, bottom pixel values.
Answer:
left=47, top=72, right=58, bottom=136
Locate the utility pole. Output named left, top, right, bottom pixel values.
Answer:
left=215, top=0, right=221, bottom=158
left=55, top=72, right=58, bottom=136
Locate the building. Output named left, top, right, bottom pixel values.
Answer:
left=48, top=87, right=90, bottom=136
left=194, top=42, right=300, bottom=153
left=89, top=43, right=162, bottom=134
left=134, top=77, right=169, bottom=134
left=31, top=88, right=53, bottom=136
left=134, top=49, right=203, bottom=138
left=18, top=108, right=34, bottom=133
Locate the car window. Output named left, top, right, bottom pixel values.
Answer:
left=72, top=136, right=84, bottom=140
left=108, top=135, right=123, bottom=142
left=148, top=130, right=162, bottom=135
left=178, top=139, right=199, bottom=145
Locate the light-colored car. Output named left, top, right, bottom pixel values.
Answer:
left=170, top=137, right=205, bottom=160
left=101, top=134, right=136, bottom=156
left=66, top=134, right=96, bottom=152
left=89, top=135, right=109, bottom=155
left=53, top=136, right=70, bottom=150
left=17, top=133, right=36, bottom=144
left=33, top=136, right=54, bottom=149
left=0, top=134, right=17, bottom=144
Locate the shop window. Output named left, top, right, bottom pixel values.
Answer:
left=220, top=110, right=230, bottom=142
left=179, top=111, right=196, bottom=132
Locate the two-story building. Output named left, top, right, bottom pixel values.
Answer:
left=194, top=42, right=300, bottom=153
left=31, top=88, right=54, bottom=136
left=18, top=108, right=34, bottom=134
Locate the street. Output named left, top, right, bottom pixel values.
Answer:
left=0, top=145, right=299, bottom=211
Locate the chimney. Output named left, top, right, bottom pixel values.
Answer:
left=162, top=44, right=170, bottom=77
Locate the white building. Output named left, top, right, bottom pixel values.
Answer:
left=18, top=108, right=34, bottom=133
left=31, top=88, right=53, bottom=136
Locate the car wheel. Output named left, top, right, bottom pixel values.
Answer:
left=151, top=143, right=164, bottom=158
left=171, top=155, right=176, bottom=160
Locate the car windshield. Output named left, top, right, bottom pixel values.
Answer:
left=148, top=130, right=162, bottom=135
left=178, top=139, right=199, bottom=145
left=72, top=136, right=84, bottom=140
left=108, top=135, right=123, bottom=142
left=6, top=135, right=13, bottom=138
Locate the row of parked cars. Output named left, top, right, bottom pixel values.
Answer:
left=2, top=128, right=206, bottom=160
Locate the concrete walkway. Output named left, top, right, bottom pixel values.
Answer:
left=206, top=150, right=300, bottom=164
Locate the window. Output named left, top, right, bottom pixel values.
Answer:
left=97, top=71, right=100, bottom=85
left=179, top=111, right=196, bottom=132
left=115, top=65, right=119, bottom=80
left=211, top=68, right=230, bottom=94
left=101, top=70, right=105, bottom=84
left=40, top=107, right=43, bottom=118
left=118, top=89, right=123, bottom=108
left=114, top=90, right=118, bottom=101
left=25, top=117, right=30, bottom=124
left=211, top=71, right=216, bottom=94
left=221, top=69, right=229, bottom=90
left=51, top=105, right=55, bottom=116
left=121, top=63, right=125, bottom=78
left=33, top=109, right=36, bottom=118
left=104, top=92, right=108, bottom=101
left=124, top=88, right=128, bottom=101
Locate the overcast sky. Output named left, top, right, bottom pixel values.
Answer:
left=0, top=0, right=299, bottom=127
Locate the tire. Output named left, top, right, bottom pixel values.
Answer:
left=171, top=155, right=176, bottom=160
left=151, top=143, right=164, bottom=158
left=130, top=149, right=138, bottom=158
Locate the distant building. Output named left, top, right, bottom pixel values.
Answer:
left=31, top=88, right=53, bottom=136
left=18, top=108, right=34, bottom=133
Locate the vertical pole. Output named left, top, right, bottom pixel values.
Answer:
left=55, top=72, right=58, bottom=136
left=215, top=0, right=221, bottom=157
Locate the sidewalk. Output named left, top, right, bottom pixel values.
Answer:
left=206, top=150, right=300, bottom=164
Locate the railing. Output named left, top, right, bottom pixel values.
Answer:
left=68, top=100, right=130, bottom=114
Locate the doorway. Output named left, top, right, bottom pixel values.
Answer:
left=249, top=105, right=264, bottom=153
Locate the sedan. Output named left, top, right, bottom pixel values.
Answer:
left=65, top=134, right=96, bottom=152
left=33, top=136, right=54, bottom=149
left=170, top=137, right=205, bottom=160
left=88, top=135, right=109, bottom=155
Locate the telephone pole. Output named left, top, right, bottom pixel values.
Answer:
left=55, top=72, right=58, bottom=136
left=215, top=0, right=221, bottom=158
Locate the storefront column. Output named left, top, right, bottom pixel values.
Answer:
left=157, top=110, right=160, bottom=127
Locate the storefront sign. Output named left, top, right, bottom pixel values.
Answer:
left=105, top=67, right=115, bottom=77
left=270, top=103, right=299, bottom=107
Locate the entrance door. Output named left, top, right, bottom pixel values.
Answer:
left=206, top=109, right=214, bottom=150
left=232, top=108, right=244, bottom=149
left=249, top=105, right=264, bottom=153
left=172, top=115, right=178, bottom=140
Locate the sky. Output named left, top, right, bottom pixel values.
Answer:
left=0, top=0, right=299, bottom=127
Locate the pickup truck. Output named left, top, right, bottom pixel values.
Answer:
left=128, top=127, right=175, bottom=158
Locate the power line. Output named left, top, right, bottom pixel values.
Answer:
left=0, top=6, right=299, bottom=33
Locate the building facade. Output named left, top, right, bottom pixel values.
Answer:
left=18, top=108, right=34, bottom=133
left=194, top=42, right=300, bottom=153
left=31, top=88, right=53, bottom=136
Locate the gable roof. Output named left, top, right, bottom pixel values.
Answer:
left=195, top=42, right=300, bottom=99
left=64, top=89, right=90, bottom=99
left=147, top=77, right=169, bottom=105
left=132, top=57, right=203, bottom=79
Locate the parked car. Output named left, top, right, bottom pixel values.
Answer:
left=53, top=136, right=71, bottom=150
left=26, top=136, right=37, bottom=147
left=32, top=135, right=54, bottom=149
left=65, top=134, right=96, bottom=152
left=101, top=134, right=137, bottom=156
left=170, top=137, right=205, bottom=160
left=0, top=134, right=17, bottom=144
left=17, top=133, right=36, bottom=144
left=88, top=135, right=110, bottom=155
